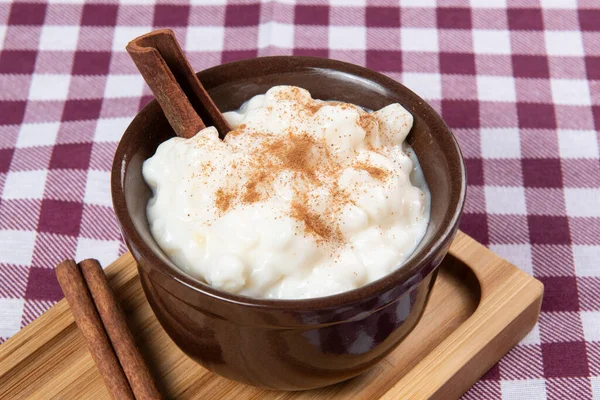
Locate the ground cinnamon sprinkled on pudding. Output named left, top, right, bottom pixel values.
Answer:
left=199, top=161, right=212, bottom=174
left=242, top=171, right=266, bottom=204
left=306, top=102, right=327, bottom=114
left=276, top=132, right=320, bottom=178
left=227, top=124, right=246, bottom=137
left=210, top=127, right=354, bottom=241
left=215, top=188, right=234, bottom=212
left=291, top=201, right=340, bottom=242
left=358, top=113, right=375, bottom=130
left=355, top=162, right=390, bottom=181
left=275, top=86, right=307, bottom=104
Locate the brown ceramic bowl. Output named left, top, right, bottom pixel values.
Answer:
left=111, top=56, right=466, bottom=390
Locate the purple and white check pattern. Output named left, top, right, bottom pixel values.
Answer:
left=0, top=0, right=598, bottom=398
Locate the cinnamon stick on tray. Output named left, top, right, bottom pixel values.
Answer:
left=126, top=29, right=231, bottom=139
left=56, top=259, right=162, bottom=400
left=56, top=260, right=135, bottom=400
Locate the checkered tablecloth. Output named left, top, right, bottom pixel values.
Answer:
left=0, top=0, right=599, bottom=398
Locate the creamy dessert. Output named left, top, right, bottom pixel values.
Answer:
left=142, top=86, right=430, bottom=299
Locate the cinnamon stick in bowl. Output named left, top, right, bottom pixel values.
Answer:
left=126, top=29, right=231, bottom=139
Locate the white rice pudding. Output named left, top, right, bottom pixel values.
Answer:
left=143, top=86, right=430, bottom=299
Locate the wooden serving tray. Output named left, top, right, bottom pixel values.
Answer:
left=0, top=232, right=543, bottom=399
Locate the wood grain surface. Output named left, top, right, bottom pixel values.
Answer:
left=0, top=232, right=543, bottom=400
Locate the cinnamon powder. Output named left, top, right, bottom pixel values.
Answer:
left=355, top=162, right=389, bottom=181
left=291, top=201, right=341, bottom=242
left=306, top=102, right=327, bottom=115
left=212, top=96, right=379, bottom=245
left=268, top=132, right=321, bottom=179
left=215, top=188, right=234, bottom=212
left=242, top=171, right=266, bottom=204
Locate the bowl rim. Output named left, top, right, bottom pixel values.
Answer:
left=111, top=55, right=466, bottom=310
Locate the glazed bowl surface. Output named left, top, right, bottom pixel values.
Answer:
left=111, top=56, right=466, bottom=390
